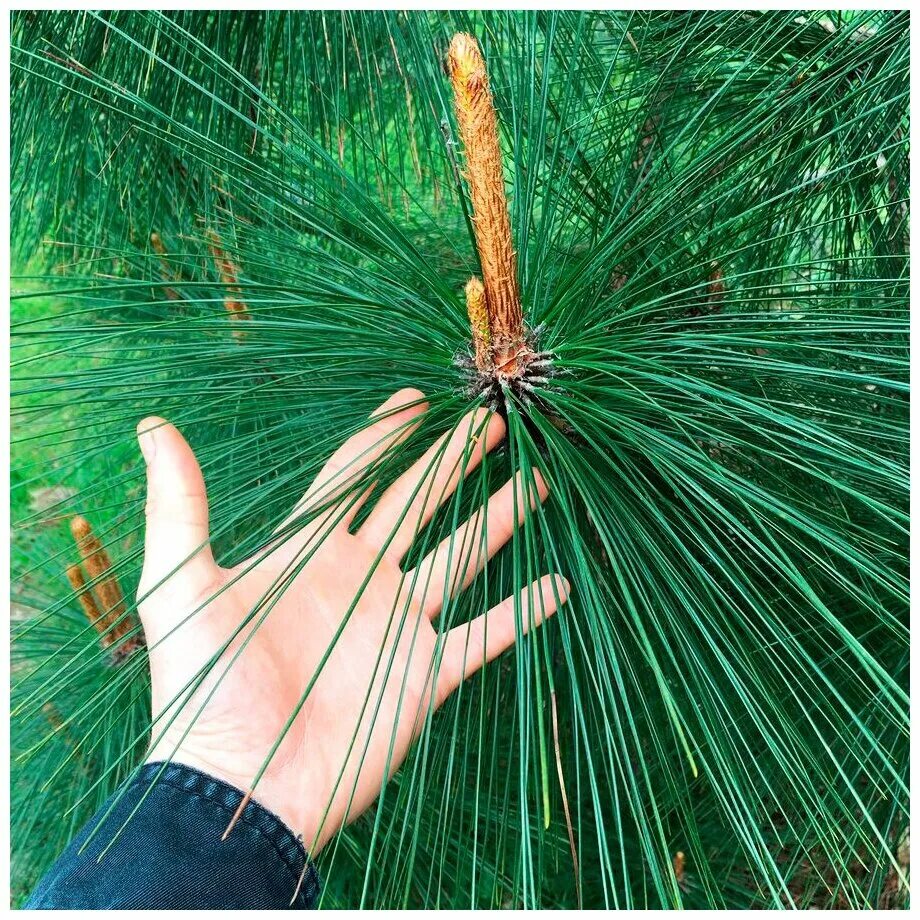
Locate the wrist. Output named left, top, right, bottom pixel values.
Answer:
left=144, top=748, right=330, bottom=855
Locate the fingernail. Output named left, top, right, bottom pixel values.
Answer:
left=137, top=421, right=157, bottom=464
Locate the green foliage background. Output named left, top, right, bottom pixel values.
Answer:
left=11, top=10, right=909, bottom=908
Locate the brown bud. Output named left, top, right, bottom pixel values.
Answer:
left=707, top=262, right=726, bottom=311
left=150, top=232, right=180, bottom=301
left=66, top=563, right=104, bottom=634
left=70, top=516, right=137, bottom=655
left=149, top=232, right=167, bottom=256
left=673, top=850, right=686, bottom=886
left=465, top=277, right=490, bottom=371
left=206, top=229, right=250, bottom=334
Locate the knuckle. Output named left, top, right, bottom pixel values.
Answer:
left=144, top=497, right=208, bottom=529
left=367, top=416, right=402, bottom=446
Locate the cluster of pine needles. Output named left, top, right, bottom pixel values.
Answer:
left=10, top=10, right=908, bottom=909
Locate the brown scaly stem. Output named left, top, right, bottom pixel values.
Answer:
left=706, top=262, right=726, bottom=311
left=447, top=34, right=560, bottom=413
left=447, top=33, right=528, bottom=375
left=206, top=229, right=250, bottom=335
left=149, top=231, right=180, bottom=301
left=683, top=261, right=727, bottom=319
left=70, top=516, right=144, bottom=663
left=66, top=562, right=104, bottom=631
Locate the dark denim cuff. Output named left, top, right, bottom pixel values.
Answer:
left=25, top=761, right=321, bottom=909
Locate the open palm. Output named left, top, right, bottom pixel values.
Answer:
left=137, top=388, right=568, bottom=856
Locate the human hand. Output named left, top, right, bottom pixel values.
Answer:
left=136, top=388, right=569, bottom=855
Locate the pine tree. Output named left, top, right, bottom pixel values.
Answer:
left=11, top=11, right=909, bottom=908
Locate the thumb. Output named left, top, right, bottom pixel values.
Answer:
left=137, top=417, right=216, bottom=598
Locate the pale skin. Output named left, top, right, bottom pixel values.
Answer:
left=136, top=388, right=569, bottom=856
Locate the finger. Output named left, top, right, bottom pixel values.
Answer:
left=137, top=417, right=216, bottom=595
left=436, top=574, right=570, bottom=703
left=361, top=407, right=505, bottom=558
left=411, top=468, right=549, bottom=620
left=276, top=388, right=428, bottom=542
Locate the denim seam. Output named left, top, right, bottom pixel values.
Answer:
left=136, top=762, right=318, bottom=906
